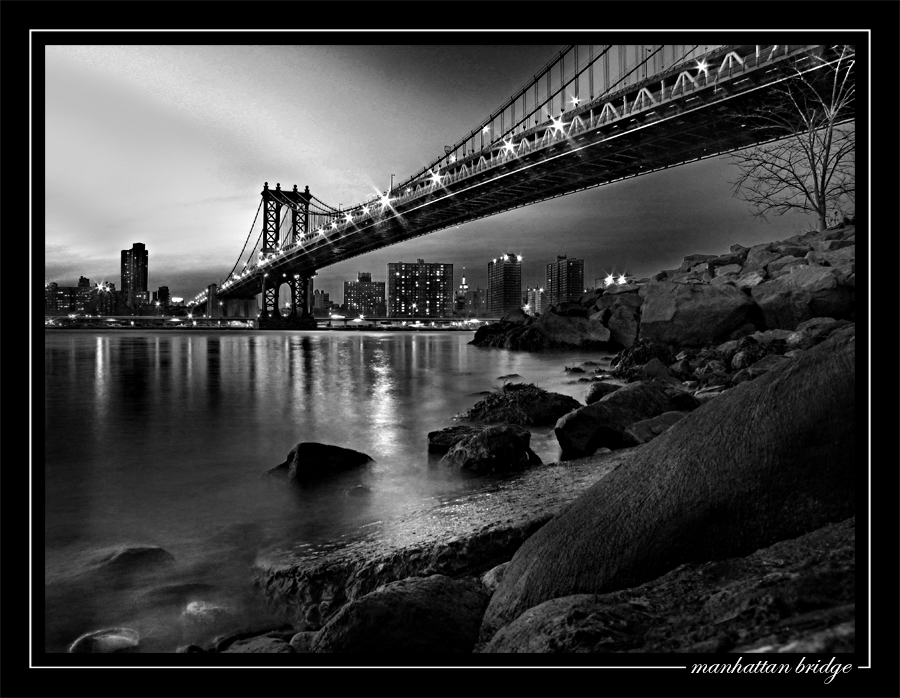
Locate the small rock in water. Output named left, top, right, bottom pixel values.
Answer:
left=69, top=627, right=140, bottom=653
left=564, top=366, right=586, bottom=373
left=498, top=373, right=521, bottom=379
left=183, top=600, right=231, bottom=626
left=345, top=485, right=373, bottom=498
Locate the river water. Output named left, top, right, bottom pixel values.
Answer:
left=43, top=329, right=612, bottom=652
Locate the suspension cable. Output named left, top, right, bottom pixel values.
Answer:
left=226, top=198, right=263, bottom=280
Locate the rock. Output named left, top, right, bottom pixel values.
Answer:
left=677, top=253, right=717, bottom=272
left=427, top=425, right=483, bottom=453
left=267, top=442, right=374, bottom=483
left=440, top=425, right=542, bottom=475
left=176, top=644, right=206, bottom=653
left=729, top=336, right=769, bottom=371
left=767, top=255, right=807, bottom=277
left=584, top=381, right=622, bottom=405
left=751, top=266, right=852, bottom=330
left=550, top=301, right=590, bottom=318
left=182, top=600, right=232, bottom=628
left=481, top=562, right=510, bottom=595
left=667, top=358, right=693, bottom=380
left=611, top=340, right=676, bottom=380
left=480, top=330, right=855, bottom=640
left=458, top=383, right=581, bottom=426
left=714, top=263, right=742, bottom=277
left=222, top=636, right=295, bottom=653
left=638, top=281, right=756, bottom=347
left=85, top=545, right=175, bottom=580
left=310, top=575, right=490, bottom=653
left=345, top=485, right=373, bottom=498
left=564, top=365, right=586, bottom=373
left=479, top=518, right=854, bottom=653
left=621, top=411, right=686, bottom=446
left=606, top=306, right=640, bottom=348
left=665, top=389, right=701, bottom=411
left=639, top=357, right=672, bottom=382
left=254, top=449, right=639, bottom=630
left=554, top=381, right=677, bottom=458
left=500, top=308, right=532, bottom=325
left=745, top=354, right=791, bottom=376
left=743, top=243, right=780, bottom=272
left=603, top=283, right=642, bottom=296
left=69, top=628, right=140, bottom=653
left=498, top=373, right=521, bottom=379
left=289, top=631, right=317, bottom=653
left=211, top=624, right=295, bottom=653
left=734, top=270, right=767, bottom=292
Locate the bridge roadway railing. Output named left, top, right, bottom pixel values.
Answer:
left=211, top=43, right=829, bottom=304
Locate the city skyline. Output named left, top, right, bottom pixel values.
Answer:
left=45, top=43, right=822, bottom=304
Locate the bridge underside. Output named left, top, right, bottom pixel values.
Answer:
left=216, top=44, right=852, bottom=305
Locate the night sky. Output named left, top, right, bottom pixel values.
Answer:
left=44, top=42, right=818, bottom=304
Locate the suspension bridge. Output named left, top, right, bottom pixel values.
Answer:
left=186, top=43, right=853, bottom=327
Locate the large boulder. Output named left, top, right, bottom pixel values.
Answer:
left=310, top=575, right=490, bottom=653
left=267, top=442, right=374, bottom=483
left=606, top=306, right=640, bottom=348
left=638, top=281, right=756, bottom=347
left=481, top=330, right=855, bottom=640
left=529, top=311, right=611, bottom=347
left=427, top=425, right=483, bottom=453
left=621, top=411, right=686, bottom=446
left=458, top=383, right=580, bottom=426
left=554, top=381, right=677, bottom=458
left=584, top=381, right=622, bottom=405
left=479, top=518, right=855, bottom=653
left=750, top=266, right=852, bottom=330
left=440, top=425, right=541, bottom=475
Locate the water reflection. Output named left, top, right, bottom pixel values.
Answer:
left=44, top=329, right=611, bottom=651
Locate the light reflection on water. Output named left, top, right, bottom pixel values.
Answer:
left=43, top=329, right=612, bottom=651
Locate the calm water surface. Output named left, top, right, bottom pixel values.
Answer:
left=44, top=329, right=610, bottom=652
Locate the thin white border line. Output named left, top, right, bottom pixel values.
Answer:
left=34, top=32, right=870, bottom=670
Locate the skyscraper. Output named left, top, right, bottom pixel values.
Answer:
left=121, top=242, right=148, bottom=308
left=455, top=268, right=470, bottom=314
left=387, top=259, right=453, bottom=317
left=344, top=272, right=386, bottom=316
left=487, top=253, right=522, bottom=316
left=525, top=287, right=546, bottom=315
left=546, top=255, right=584, bottom=307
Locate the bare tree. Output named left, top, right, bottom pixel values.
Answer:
left=731, top=45, right=855, bottom=232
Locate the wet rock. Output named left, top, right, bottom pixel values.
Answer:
left=611, top=340, right=676, bottom=381
left=639, top=357, right=673, bottom=382
left=176, top=644, right=206, bottom=653
left=253, top=449, right=638, bottom=630
left=222, top=636, right=295, bottom=653
left=554, top=381, right=677, bottom=458
left=564, top=365, right=586, bottom=373
left=500, top=308, right=532, bottom=325
left=69, top=628, right=140, bottom=653
left=267, top=442, right=374, bottom=483
left=290, top=631, right=317, bottom=653
left=211, top=624, right=295, bottom=653
left=311, top=575, right=490, bottom=653
left=86, top=545, right=176, bottom=579
left=183, top=600, right=232, bottom=628
left=481, top=562, right=510, bottom=595
left=729, top=336, right=769, bottom=371
left=622, top=411, right=687, bottom=446
left=498, top=373, right=521, bottom=379
left=440, top=425, right=541, bottom=475
left=480, top=518, right=854, bottom=653
left=584, top=381, right=622, bottom=405
left=345, top=485, right=373, bottom=498
left=458, top=383, right=580, bottom=426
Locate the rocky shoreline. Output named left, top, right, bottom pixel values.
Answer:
left=60, top=222, right=858, bottom=655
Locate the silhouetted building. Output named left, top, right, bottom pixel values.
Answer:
left=93, top=282, right=119, bottom=316
left=455, top=268, right=470, bottom=314
left=487, top=253, right=522, bottom=316
left=313, top=289, right=333, bottom=317
left=525, top=287, right=546, bottom=315
left=464, top=287, right=488, bottom=317
left=158, top=286, right=170, bottom=307
left=344, top=272, right=386, bottom=317
left=121, top=242, right=148, bottom=308
left=546, top=255, right=584, bottom=307
left=387, top=259, right=453, bottom=317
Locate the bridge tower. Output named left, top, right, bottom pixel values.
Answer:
left=258, top=182, right=317, bottom=329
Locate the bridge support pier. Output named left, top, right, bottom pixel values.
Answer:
left=257, top=272, right=317, bottom=330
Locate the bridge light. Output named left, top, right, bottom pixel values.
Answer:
left=550, top=115, right=565, bottom=135
left=482, top=126, right=490, bottom=134
left=345, top=212, right=353, bottom=223
left=331, top=221, right=338, bottom=229
left=429, top=170, right=442, bottom=186
left=570, top=95, right=580, bottom=108
left=379, top=193, right=392, bottom=208
left=362, top=205, right=369, bottom=215
left=502, top=139, right=515, bottom=155
left=696, top=58, right=709, bottom=76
